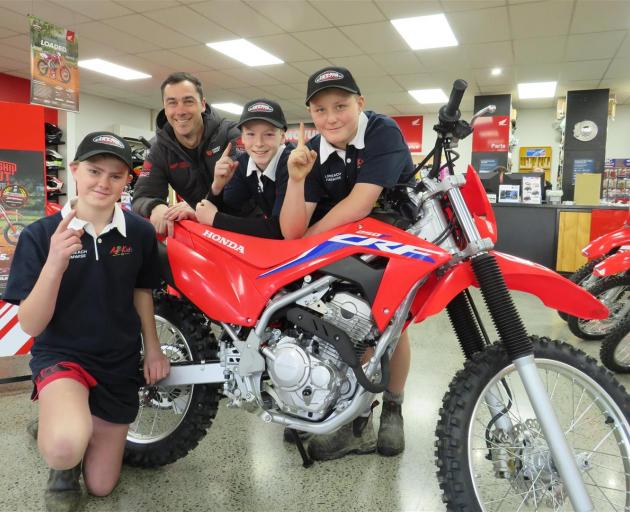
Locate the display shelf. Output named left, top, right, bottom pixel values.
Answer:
left=519, top=146, right=552, bottom=181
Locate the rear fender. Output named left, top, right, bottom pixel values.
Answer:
left=594, top=250, right=630, bottom=277
left=411, top=250, right=608, bottom=323
left=582, top=228, right=630, bottom=259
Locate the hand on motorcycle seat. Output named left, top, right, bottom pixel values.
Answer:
left=195, top=199, right=218, bottom=226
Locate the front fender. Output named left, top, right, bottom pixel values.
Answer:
left=411, top=250, right=608, bottom=323
left=594, top=250, right=630, bottom=277
left=582, top=227, right=630, bottom=259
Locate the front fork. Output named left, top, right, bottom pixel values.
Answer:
left=447, top=185, right=595, bottom=511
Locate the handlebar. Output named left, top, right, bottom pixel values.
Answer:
left=439, top=79, right=468, bottom=124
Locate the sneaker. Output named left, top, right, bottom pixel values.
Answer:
left=282, top=428, right=312, bottom=444
left=44, top=465, right=82, bottom=512
left=307, top=413, right=377, bottom=461
left=27, top=418, right=39, bottom=441
left=377, top=400, right=404, bottom=456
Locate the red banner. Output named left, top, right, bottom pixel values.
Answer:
left=392, top=115, right=423, bottom=153
left=472, top=115, right=510, bottom=152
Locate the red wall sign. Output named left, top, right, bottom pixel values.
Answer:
left=392, top=115, right=423, bottom=153
left=472, top=115, right=510, bottom=153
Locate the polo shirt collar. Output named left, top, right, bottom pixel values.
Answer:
left=246, top=144, right=286, bottom=183
left=61, top=199, right=127, bottom=238
left=319, top=111, right=368, bottom=165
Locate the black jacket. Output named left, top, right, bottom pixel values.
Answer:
left=132, top=105, right=240, bottom=217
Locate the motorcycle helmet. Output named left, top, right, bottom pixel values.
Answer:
left=46, top=148, right=63, bottom=169
left=46, top=175, right=64, bottom=193
left=45, top=122, right=63, bottom=144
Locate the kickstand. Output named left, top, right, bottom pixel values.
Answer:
left=290, top=429, right=314, bottom=468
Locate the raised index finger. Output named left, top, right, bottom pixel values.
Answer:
left=297, top=122, right=305, bottom=148
left=55, top=209, right=76, bottom=233
left=221, top=142, right=232, bottom=159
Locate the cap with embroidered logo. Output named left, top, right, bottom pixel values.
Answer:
left=237, top=98, right=287, bottom=131
left=74, top=131, right=133, bottom=171
left=305, top=66, right=361, bottom=105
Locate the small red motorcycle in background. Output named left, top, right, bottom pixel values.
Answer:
left=125, top=81, right=630, bottom=511
left=37, top=51, right=71, bottom=84
left=593, top=248, right=630, bottom=372
left=564, top=210, right=630, bottom=339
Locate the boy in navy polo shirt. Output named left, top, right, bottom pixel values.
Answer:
left=195, top=98, right=293, bottom=239
left=281, top=67, right=414, bottom=461
left=4, top=132, right=169, bottom=512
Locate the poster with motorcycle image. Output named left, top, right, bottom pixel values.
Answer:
left=29, top=16, right=79, bottom=112
left=0, top=149, right=45, bottom=295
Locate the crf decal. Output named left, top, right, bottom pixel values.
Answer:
left=259, top=234, right=435, bottom=278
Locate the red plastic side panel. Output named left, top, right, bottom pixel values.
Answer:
left=582, top=228, right=630, bottom=259
left=411, top=250, right=608, bottom=323
left=166, top=236, right=265, bottom=326
left=589, top=209, right=629, bottom=242
left=460, top=165, right=498, bottom=244
left=594, top=250, right=630, bottom=277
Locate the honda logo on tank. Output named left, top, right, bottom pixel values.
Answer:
left=472, top=115, right=510, bottom=153
left=392, top=116, right=423, bottom=153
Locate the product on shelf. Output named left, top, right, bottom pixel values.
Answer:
left=45, top=122, right=63, bottom=145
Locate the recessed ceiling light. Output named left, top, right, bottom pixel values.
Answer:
left=408, top=89, right=449, bottom=104
left=391, top=14, right=458, bottom=50
left=78, top=59, right=151, bottom=80
left=518, top=81, right=557, bottom=99
left=211, top=103, right=243, bottom=115
left=207, top=39, right=283, bottom=66
left=491, top=68, right=502, bottom=76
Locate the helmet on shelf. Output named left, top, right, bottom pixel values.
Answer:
left=45, top=122, right=63, bottom=144
left=46, top=175, right=64, bottom=193
left=45, top=148, right=63, bottom=169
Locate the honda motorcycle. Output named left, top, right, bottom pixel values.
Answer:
left=125, top=80, right=630, bottom=511
left=36, top=51, right=71, bottom=84
left=595, top=249, right=630, bottom=373
left=559, top=209, right=630, bottom=321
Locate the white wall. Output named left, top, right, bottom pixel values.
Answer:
left=606, top=104, right=630, bottom=160
left=58, top=93, right=155, bottom=202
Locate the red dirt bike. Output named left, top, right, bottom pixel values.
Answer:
left=565, top=212, right=630, bottom=339
left=594, top=248, right=630, bottom=373
left=125, top=81, right=630, bottom=511
left=36, top=51, right=71, bottom=84
left=0, top=202, right=26, bottom=246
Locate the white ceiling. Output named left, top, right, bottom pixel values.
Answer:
left=1, top=0, right=629, bottom=122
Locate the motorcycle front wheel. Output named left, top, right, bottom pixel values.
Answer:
left=37, top=59, right=48, bottom=76
left=567, top=274, right=630, bottom=340
left=557, top=256, right=603, bottom=321
left=59, top=66, right=70, bottom=83
left=124, top=292, right=221, bottom=467
left=436, top=337, right=630, bottom=511
left=600, top=312, right=630, bottom=373
left=4, top=223, right=26, bottom=245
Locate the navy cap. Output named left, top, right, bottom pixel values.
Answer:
left=74, top=131, right=133, bottom=171
left=305, top=66, right=361, bottom=105
left=237, top=99, right=287, bottom=131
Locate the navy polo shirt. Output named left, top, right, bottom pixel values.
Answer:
left=222, top=143, right=293, bottom=218
left=304, top=111, right=414, bottom=221
left=3, top=207, right=161, bottom=389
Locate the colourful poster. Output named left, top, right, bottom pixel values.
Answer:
left=392, top=116, right=423, bottom=153
left=29, top=15, right=79, bottom=112
left=472, top=115, right=510, bottom=153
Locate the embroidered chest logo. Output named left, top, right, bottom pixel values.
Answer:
left=356, top=158, right=364, bottom=168
left=206, top=146, right=222, bottom=157
left=110, top=245, right=133, bottom=256
left=70, top=249, right=87, bottom=260
left=169, top=161, right=190, bottom=170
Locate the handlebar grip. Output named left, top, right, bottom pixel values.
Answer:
left=440, top=79, right=468, bottom=123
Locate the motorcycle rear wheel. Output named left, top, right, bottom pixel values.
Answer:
left=436, top=337, right=630, bottom=511
left=124, top=292, right=220, bottom=467
left=60, top=66, right=70, bottom=83
left=600, top=312, right=630, bottom=373
left=37, top=59, right=48, bottom=76
left=4, top=223, right=26, bottom=245
left=567, top=274, right=630, bottom=340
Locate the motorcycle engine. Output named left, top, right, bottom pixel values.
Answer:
left=264, top=291, right=376, bottom=421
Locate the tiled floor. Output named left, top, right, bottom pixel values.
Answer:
left=1, top=290, right=628, bottom=512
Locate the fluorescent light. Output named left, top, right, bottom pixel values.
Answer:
left=518, top=81, right=557, bottom=99
left=408, top=89, right=448, bottom=104
left=78, top=59, right=150, bottom=80
left=207, top=39, right=283, bottom=66
left=211, top=103, right=243, bottom=115
left=491, top=68, right=502, bottom=76
left=391, top=14, right=458, bottom=50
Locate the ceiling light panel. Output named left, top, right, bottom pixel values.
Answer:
left=207, top=39, right=283, bottom=67
left=391, top=14, right=458, bottom=50
left=78, top=59, right=151, bottom=80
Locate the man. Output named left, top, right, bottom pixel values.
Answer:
left=132, top=72, right=240, bottom=234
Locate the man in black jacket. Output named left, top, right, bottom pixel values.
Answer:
left=132, top=72, right=240, bottom=235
